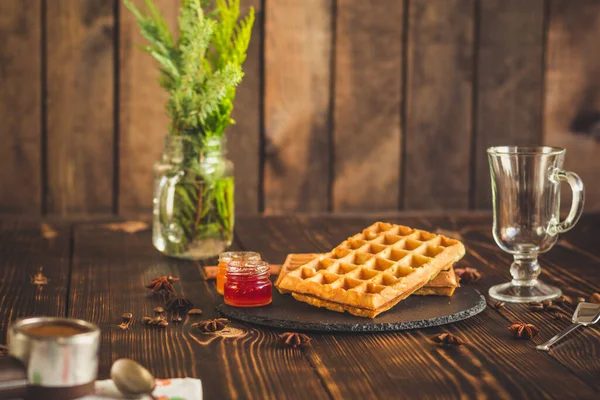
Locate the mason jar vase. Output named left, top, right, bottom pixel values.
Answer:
left=152, top=135, right=234, bottom=259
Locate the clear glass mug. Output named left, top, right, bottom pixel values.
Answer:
left=488, top=146, right=584, bottom=303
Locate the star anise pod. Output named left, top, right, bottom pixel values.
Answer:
left=454, top=267, right=481, bottom=284
left=145, top=276, right=179, bottom=294
left=279, top=332, right=311, bottom=348
left=528, top=301, right=561, bottom=313
left=192, top=318, right=229, bottom=332
left=590, top=293, right=600, bottom=304
left=166, top=297, right=193, bottom=313
left=30, top=267, right=49, bottom=286
left=430, top=333, right=466, bottom=347
left=554, top=295, right=573, bottom=306
left=508, top=322, right=540, bottom=339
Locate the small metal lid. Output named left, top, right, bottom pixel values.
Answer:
left=10, top=317, right=99, bottom=345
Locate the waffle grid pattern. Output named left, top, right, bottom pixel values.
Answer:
left=276, top=222, right=464, bottom=311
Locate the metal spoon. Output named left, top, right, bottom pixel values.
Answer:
left=110, top=358, right=156, bottom=399
left=536, top=302, right=600, bottom=351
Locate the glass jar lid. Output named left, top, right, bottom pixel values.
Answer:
left=219, top=251, right=261, bottom=263
left=226, top=260, right=269, bottom=276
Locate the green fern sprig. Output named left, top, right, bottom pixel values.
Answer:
left=123, top=0, right=254, bottom=137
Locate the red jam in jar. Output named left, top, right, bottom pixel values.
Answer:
left=216, top=251, right=261, bottom=295
left=224, top=260, right=272, bottom=307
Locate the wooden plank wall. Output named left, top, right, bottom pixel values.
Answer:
left=1, top=0, right=599, bottom=216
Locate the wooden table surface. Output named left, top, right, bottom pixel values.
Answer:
left=1, top=213, right=599, bottom=400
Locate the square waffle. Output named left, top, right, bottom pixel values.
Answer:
left=275, top=253, right=459, bottom=296
left=275, top=222, right=465, bottom=318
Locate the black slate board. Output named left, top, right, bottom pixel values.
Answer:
left=216, top=287, right=486, bottom=332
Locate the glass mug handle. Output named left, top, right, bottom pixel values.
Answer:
left=548, top=169, right=585, bottom=236
left=157, top=172, right=184, bottom=243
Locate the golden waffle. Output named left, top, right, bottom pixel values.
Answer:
left=275, top=222, right=465, bottom=318
left=276, top=253, right=459, bottom=296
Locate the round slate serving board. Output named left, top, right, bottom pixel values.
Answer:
left=216, top=287, right=486, bottom=332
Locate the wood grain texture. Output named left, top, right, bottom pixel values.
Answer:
left=0, top=0, right=42, bottom=214
left=1, top=214, right=600, bottom=398
left=421, top=214, right=600, bottom=394
left=404, top=0, right=474, bottom=210
left=332, top=0, right=403, bottom=211
left=46, top=0, right=115, bottom=215
left=557, top=212, right=600, bottom=259
left=118, top=0, right=179, bottom=214
left=69, top=223, right=331, bottom=399
left=227, top=0, right=262, bottom=215
left=263, top=0, right=332, bottom=213
left=235, top=215, right=600, bottom=399
left=545, top=0, right=600, bottom=211
left=0, top=220, right=70, bottom=342
left=474, top=0, right=545, bottom=209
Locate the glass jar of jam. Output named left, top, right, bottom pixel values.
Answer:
left=216, top=251, right=261, bottom=295
left=224, top=260, right=272, bottom=307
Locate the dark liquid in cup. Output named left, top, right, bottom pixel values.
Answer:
left=22, top=324, right=88, bottom=337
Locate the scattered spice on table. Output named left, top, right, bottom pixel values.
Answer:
left=508, top=322, right=540, bottom=339
left=434, top=228, right=464, bottom=242
left=30, top=267, right=48, bottom=286
left=103, top=221, right=149, bottom=234
left=166, top=297, right=193, bottom=313
left=590, top=293, right=600, bottom=304
left=188, top=308, right=203, bottom=316
left=529, top=300, right=561, bottom=313
left=492, top=301, right=505, bottom=309
left=554, top=295, right=573, bottom=306
left=40, top=223, right=59, bottom=240
left=118, top=321, right=132, bottom=330
left=552, top=313, right=568, bottom=321
left=172, top=316, right=183, bottom=323
left=454, top=267, right=481, bottom=284
left=154, top=306, right=165, bottom=315
left=119, top=313, right=133, bottom=330
left=279, top=332, right=311, bottom=348
left=144, top=315, right=167, bottom=327
left=192, top=318, right=229, bottom=332
left=146, top=276, right=179, bottom=294
left=430, top=333, right=466, bottom=347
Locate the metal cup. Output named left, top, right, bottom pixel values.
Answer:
left=8, top=317, right=100, bottom=399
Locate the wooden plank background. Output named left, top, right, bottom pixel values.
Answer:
left=1, top=0, right=599, bottom=216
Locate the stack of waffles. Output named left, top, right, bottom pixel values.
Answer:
left=275, top=222, right=465, bottom=318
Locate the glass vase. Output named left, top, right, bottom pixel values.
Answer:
left=153, top=134, right=234, bottom=259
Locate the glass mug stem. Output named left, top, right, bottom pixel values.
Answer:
left=510, top=254, right=540, bottom=287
